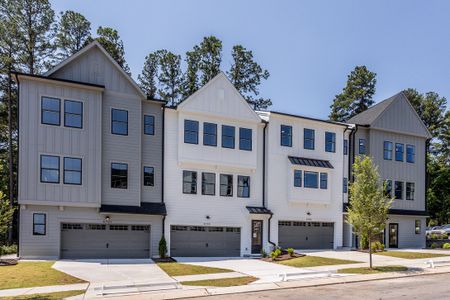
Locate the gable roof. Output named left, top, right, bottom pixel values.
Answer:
left=44, top=40, right=147, bottom=99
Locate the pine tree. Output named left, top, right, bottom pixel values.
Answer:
left=156, top=50, right=182, bottom=106
left=55, top=10, right=91, bottom=60
left=138, top=52, right=159, bottom=99
left=95, top=26, right=130, bottom=74
left=197, top=36, right=222, bottom=85
left=182, top=48, right=201, bottom=98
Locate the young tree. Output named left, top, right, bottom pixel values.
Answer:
left=138, top=52, right=159, bottom=98
left=55, top=10, right=91, bottom=60
left=95, top=26, right=130, bottom=74
left=156, top=50, right=182, bottom=106
left=227, top=45, right=271, bottom=110
left=329, top=66, right=377, bottom=122
left=347, top=156, right=392, bottom=269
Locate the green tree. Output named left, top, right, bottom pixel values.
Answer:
left=196, top=36, right=222, bottom=85
left=138, top=52, right=159, bottom=98
left=427, top=155, right=450, bottom=225
left=182, top=48, right=201, bottom=98
left=347, top=156, right=392, bottom=269
left=156, top=50, right=182, bottom=106
left=227, top=45, right=271, bottom=110
left=0, top=191, right=14, bottom=243
left=95, top=26, right=130, bottom=74
left=55, top=10, right=91, bottom=60
left=329, top=66, right=377, bottom=122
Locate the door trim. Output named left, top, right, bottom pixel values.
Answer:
left=388, top=223, right=399, bottom=248
left=251, top=220, right=263, bottom=254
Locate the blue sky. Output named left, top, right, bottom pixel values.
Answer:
left=50, top=0, right=449, bottom=119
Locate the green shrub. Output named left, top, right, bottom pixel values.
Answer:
left=0, top=244, right=17, bottom=256
left=158, top=236, right=167, bottom=258
left=443, top=243, right=450, bottom=249
left=431, top=242, right=439, bottom=249
left=370, top=241, right=384, bottom=252
left=287, top=248, right=294, bottom=257
left=270, top=248, right=282, bottom=259
left=359, top=235, right=369, bottom=249
left=431, top=233, right=439, bottom=240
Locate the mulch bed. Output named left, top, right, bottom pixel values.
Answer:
left=152, top=257, right=177, bottom=263
left=261, top=252, right=305, bottom=262
left=0, top=259, right=18, bottom=266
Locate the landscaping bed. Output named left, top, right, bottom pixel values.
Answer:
left=156, top=262, right=233, bottom=276
left=374, top=251, right=450, bottom=259
left=337, top=265, right=408, bottom=274
left=181, top=276, right=257, bottom=287
left=0, top=259, right=18, bottom=266
left=261, top=251, right=305, bottom=262
left=276, top=255, right=361, bottom=268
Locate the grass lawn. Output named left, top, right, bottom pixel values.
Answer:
left=276, top=256, right=361, bottom=268
left=181, top=276, right=257, bottom=287
left=157, top=262, right=233, bottom=276
left=337, top=265, right=408, bottom=274
left=0, top=262, right=85, bottom=290
left=375, top=251, right=450, bottom=259
left=2, top=290, right=85, bottom=300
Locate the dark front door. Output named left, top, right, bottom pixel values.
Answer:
left=251, top=220, right=263, bottom=254
left=388, top=223, right=399, bottom=248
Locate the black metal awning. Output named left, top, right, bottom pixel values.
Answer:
left=246, top=206, right=273, bottom=215
left=288, top=156, right=334, bottom=169
left=100, top=202, right=167, bottom=216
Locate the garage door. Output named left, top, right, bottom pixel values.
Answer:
left=170, top=225, right=240, bottom=257
left=278, top=221, right=334, bottom=249
left=61, top=223, right=150, bottom=259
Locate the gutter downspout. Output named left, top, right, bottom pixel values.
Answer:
left=425, top=139, right=430, bottom=214
left=262, top=120, right=276, bottom=248
left=15, top=73, right=20, bottom=258
left=350, top=125, right=359, bottom=183
left=161, top=106, right=165, bottom=236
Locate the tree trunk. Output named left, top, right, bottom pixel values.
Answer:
left=368, top=234, right=372, bottom=269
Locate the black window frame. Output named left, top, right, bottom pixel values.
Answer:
left=237, top=175, right=250, bottom=198
left=111, top=108, right=128, bottom=136
left=40, top=155, right=60, bottom=184
left=304, top=128, right=315, bottom=150
left=395, top=181, right=403, bottom=200
left=385, top=179, right=392, bottom=197
left=239, top=127, right=252, bottom=151
left=304, top=171, right=318, bottom=189
left=320, top=173, right=328, bottom=189
left=343, top=177, right=348, bottom=193
left=63, top=157, right=82, bottom=185
left=33, top=213, right=46, bottom=236
left=41, top=96, right=61, bottom=126
left=406, top=182, right=415, bottom=200
left=203, top=122, right=217, bottom=147
left=344, top=139, right=348, bottom=155
left=184, top=120, right=199, bottom=144
left=182, top=170, right=197, bottom=194
left=294, top=170, right=302, bottom=187
left=280, top=125, right=292, bottom=147
left=202, top=172, right=216, bottom=196
left=220, top=174, right=233, bottom=197
left=144, top=115, right=155, bottom=135
left=64, top=100, right=83, bottom=129
left=325, top=132, right=336, bottom=153
left=406, top=144, right=415, bottom=163
left=143, top=166, right=155, bottom=187
left=221, top=125, right=236, bottom=149
left=359, top=139, right=366, bottom=155
left=384, top=141, right=393, bottom=160
left=395, top=143, right=404, bottom=162
left=111, top=162, right=128, bottom=189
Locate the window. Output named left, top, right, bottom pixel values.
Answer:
left=343, top=177, right=348, bottom=193
left=415, top=220, right=421, bottom=234
left=406, top=182, right=415, bottom=200
left=304, top=128, right=315, bottom=150
left=344, top=139, right=348, bottom=155
left=183, top=171, right=197, bottom=194
left=385, top=179, right=392, bottom=197
left=239, top=128, right=252, bottom=151
left=111, top=163, right=128, bottom=189
left=111, top=109, right=128, bottom=135
left=304, top=171, right=318, bottom=188
left=203, top=122, right=217, bottom=146
left=325, top=132, right=336, bottom=152
left=395, top=143, right=404, bottom=161
left=64, top=100, right=83, bottom=128
left=220, top=174, right=233, bottom=197
left=222, top=125, right=235, bottom=148
left=202, top=172, right=215, bottom=195
left=33, top=213, right=46, bottom=235
left=294, top=170, right=302, bottom=187
left=63, top=157, right=81, bottom=185
left=359, top=139, right=366, bottom=155
left=320, top=173, right=328, bottom=189
left=406, top=145, right=415, bottom=163
left=40, top=155, right=60, bottom=183
left=143, top=166, right=154, bottom=186
left=144, top=115, right=155, bottom=135
left=280, top=125, right=292, bottom=147
left=395, top=181, right=403, bottom=200
left=384, top=141, right=393, bottom=160
left=238, top=175, right=250, bottom=198
left=41, top=97, right=60, bottom=126
left=184, top=120, right=199, bottom=144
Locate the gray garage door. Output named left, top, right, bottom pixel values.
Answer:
left=170, top=225, right=240, bottom=257
left=278, top=221, right=334, bottom=249
left=61, top=223, right=150, bottom=259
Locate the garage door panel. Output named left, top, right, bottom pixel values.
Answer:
left=279, top=221, right=334, bottom=249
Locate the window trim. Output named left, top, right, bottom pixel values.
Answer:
left=294, top=170, right=302, bottom=187
left=220, top=174, right=233, bottom=197
left=304, top=171, right=319, bottom=189
left=406, top=144, right=415, bottom=163
left=182, top=170, right=197, bottom=194
left=41, top=96, right=61, bottom=126
left=325, top=132, right=336, bottom=153
left=40, top=155, right=60, bottom=184
left=394, top=181, right=403, bottom=200
left=203, top=122, right=217, bottom=147
left=63, top=157, right=82, bottom=185
left=304, top=128, right=315, bottom=150
left=144, top=114, right=155, bottom=135
left=111, top=162, right=128, bottom=189
left=184, top=119, right=199, bottom=144
left=343, top=177, right=348, bottom=193
left=143, top=166, right=155, bottom=187
left=384, top=141, right=393, bottom=160
left=64, top=99, right=83, bottom=129
left=33, top=213, right=46, bottom=236
left=359, top=139, right=366, bottom=155
left=202, top=172, right=216, bottom=196
left=280, top=125, right=292, bottom=147
left=237, top=175, right=251, bottom=198
left=239, top=127, right=252, bottom=151
left=221, top=125, right=236, bottom=149
left=320, top=172, right=328, bottom=189
left=111, top=108, right=129, bottom=136
left=395, top=143, right=404, bottom=162
left=385, top=179, right=393, bottom=198
left=406, top=182, right=415, bottom=201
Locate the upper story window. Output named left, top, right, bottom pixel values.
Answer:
left=325, top=132, right=336, bottom=153
left=143, top=166, right=154, bottom=186
left=304, top=171, right=318, bottom=188
left=395, top=181, right=403, bottom=200
left=111, top=109, right=128, bottom=135
left=406, top=145, right=415, bottom=163
left=220, top=174, right=233, bottom=197
left=64, top=100, right=83, bottom=128
left=222, top=125, right=235, bottom=149
left=111, top=162, right=128, bottom=189
left=343, top=177, right=348, bottom=193
left=63, top=157, right=82, bottom=185
left=304, top=128, right=315, bottom=150
left=280, top=125, right=292, bottom=147
left=202, top=172, right=216, bottom=195
left=40, top=155, right=60, bottom=183
left=385, top=179, right=392, bottom=198
left=395, top=143, right=404, bottom=161
left=41, top=96, right=61, bottom=126
left=238, top=175, right=250, bottom=198
left=183, top=170, right=197, bottom=194
left=203, top=122, right=217, bottom=146
left=33, top=213, right=46, bottom=236
left=320, top=173, right=328, bottom=189
left=144, top=115, right=155, bottom=135
left=383, top=141, right=393, bottom=160
left=184, top=120, right=199, bottom=144
left=294, top=170, right=302, bottom=187
left=344, top=139, right=348, bottom=155
left=239, top=128, right=252, bottom=151
left=359, top=139, right=366, bottom=155
left=406, top=182, right=415, bottom=200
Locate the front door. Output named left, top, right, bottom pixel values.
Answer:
left=251, top=220, right=263, bottom=254
left=388, top=223, right=399, bottom=248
